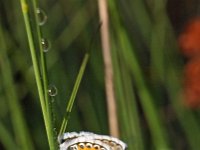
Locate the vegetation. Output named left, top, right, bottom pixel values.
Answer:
left=0, top=0, right=200, bottom=149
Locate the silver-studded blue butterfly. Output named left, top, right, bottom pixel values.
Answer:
left=58, top=131, right=127, bottom=150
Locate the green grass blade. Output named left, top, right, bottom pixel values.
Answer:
left=165, top=53, right=200, bottom=150
left=108, top=1, right=170, bottom=149
left=59, top=53, right=89, bottom=135
left=54, top=3, right=93, bottom=50
left=111, top=39, right=145, bottom=150
left=0, top=23, right=34, bottom=150
left=0, top=122, right=18, bottom=150
left=19, top=1, right=56, bottom=149
left=31, top=0, right=58, bottom=148
left=119, top=29, right=170, bottom=149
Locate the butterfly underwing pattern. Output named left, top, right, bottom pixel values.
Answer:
left=58, top=131, right=127, bottom=150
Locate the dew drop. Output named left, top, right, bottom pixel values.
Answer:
left=36, top=8, right=47, bottom=26
left=48, top=85, right=58, bottom=96
left=41, top=38, right=51, bottom=52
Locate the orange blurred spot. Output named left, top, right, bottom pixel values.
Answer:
left=183, top=58, right=200, bottom=108
left=178, top=18, right=200, bottom=57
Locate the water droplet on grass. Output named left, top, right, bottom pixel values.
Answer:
left=41, top=38, right=51, bottom=52
left=36, top=8, right=47, bottom=26
left=48, top=85, right=58, bottom=96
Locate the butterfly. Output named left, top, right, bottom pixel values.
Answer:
left=58, top=131, right=127, bottom=150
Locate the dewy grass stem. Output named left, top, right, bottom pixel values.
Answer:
left=32, top=0, right=57, bottom=148
left=19, top=1, right=55, bottom=150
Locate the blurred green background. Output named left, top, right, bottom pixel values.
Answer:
left=0, top=0, right=200, bottom=150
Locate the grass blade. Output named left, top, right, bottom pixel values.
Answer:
left=111, top=38, right=145, bottom=150
left=0, top=23, right=34, bottom=150
left=32, top=0, right=58, bottom=148
left=108, top=1, right=170, bottom=149
left=59, top=53, right=89, bottom=135
left=0, top=122, right=18, bottom=150
left=19, top=1, right=56, bottom=149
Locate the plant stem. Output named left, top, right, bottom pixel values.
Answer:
left=111, top=39, right=145, bottom=150
left=59, top=53, right=89, bottom=135
left=0, top=122, right=18, bottom=150
left=0, top=23, right=34, bottom=150
left=108, top=1, right=170, bottom=149
left=19, top=1, right=55, bottom=149
left=32, top=0, right=57, bottom=148
left=97, top=0, right=119, bottom=138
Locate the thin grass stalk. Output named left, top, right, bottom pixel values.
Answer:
left=120, top=65, right=145, bottom=150
left=0, top=122, right=18, bottom=150
left=55, top=3, right=93, bottom=50
left=166, top=61, right=200, bottom=150
left=150, top=0, right=168, bottom=82
left=127, top=0, right=152, bottom=42
left=150, top=4, right=200, bottom=147
left=174, top=102, right=200, bottom=150
left=108, top=1, right=170, bottom=149
left=19, top=1, right=55, bottom=149
left=97, top=0, right=119, bottom=138
left=0, top=23, right=34, bottom=150
left=148, top=1, right=200, bottom=147
left=119, top=29, right=170, bottom=149
left=111, top=39, right=144, bottom=150
left=168, top=13, right=200, bottom=150
left=59, top=53, right=89, bottom=135
left=31, top=0, right=57, bottom=148
left=111, top=41, right=130, bottom=135
left=150, top=21, right=166, bottom=81
left=38, top=20, right=58, bottom=150
left=31, top=0, right=50, bottom=113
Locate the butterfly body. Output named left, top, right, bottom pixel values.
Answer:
left=58, top=131, right=127, bottom=150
